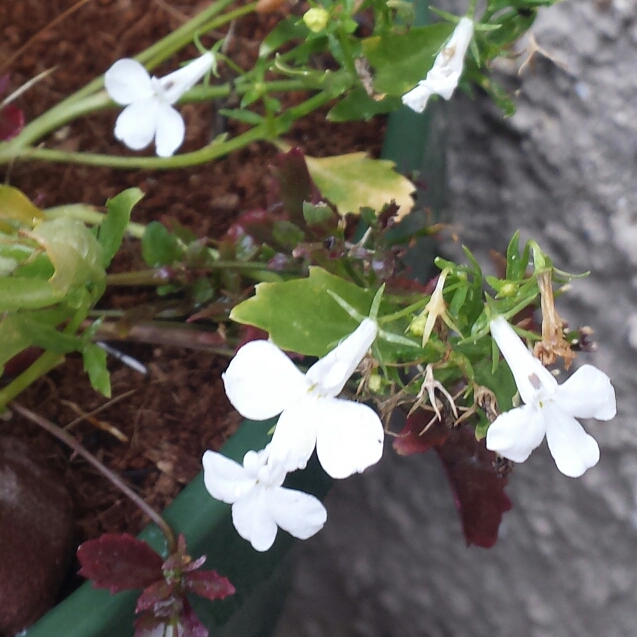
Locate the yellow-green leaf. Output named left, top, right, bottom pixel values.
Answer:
left=304, top=152, right=415, bottom=220
left=0, top=185, right=46, bottom=228
left=29, top=218, right=105, bottom=295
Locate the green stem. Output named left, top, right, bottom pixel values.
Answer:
left=6, top=87, right=338, bottom=169
left=0, top=0, right=254, bottom=164
left=10, top=401, right=177, bottom=554
left=0, top=350, right=63, bottom=409
left=45, top=204, right=146, bottom=239
left=0, top=299, right=89, bottom=409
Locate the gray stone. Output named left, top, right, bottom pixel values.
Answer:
left=0, top=437, right=74, bottom=636
left=274, top=1, right=637, bottom=636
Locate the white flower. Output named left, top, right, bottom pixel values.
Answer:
left=222, top=318, right=384, bottom=479
left=486, top=316, right=616, bottom=478
left=104, top=52, right=214, bottom=157
left=402, top=17, right=474, bottom=114
left=202, top=445, right=327, bottom=551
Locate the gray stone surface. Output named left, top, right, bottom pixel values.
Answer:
left=273, top=1, right=637, bottom=635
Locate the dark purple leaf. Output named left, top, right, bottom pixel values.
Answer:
left=185, top=570, right=236, bottom=601
left=0, top=104, right=24, bottom=141
left=394, top=414, right=512, bottom=548
left=77, top=533, right=163, bottom=593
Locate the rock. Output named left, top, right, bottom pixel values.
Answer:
left=0, top=436, right=74, bottom=635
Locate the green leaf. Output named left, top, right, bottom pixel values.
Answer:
left=259, top=18, right=309, bottom=58
left=141, top=222, right=183, bottom=267
left=99, top=188, right=143, bottom=268
left=30, top=218, right=106, bottom=296
left=0, top=278, right=64, bottom=311
left=271, top=220, right=304, bottom=248
left=230, top=267, right=377, bottom=356
left=304, top=152, right=415, bottom=220
left=362, top=23, right=454, bottom=95
left=302, top=202, right=333, bottom=226
left=83, top=344, right=111, bottom=397
left=0, top=307, right=72, bottom=368
left=327, top=88, right=401, bottom=122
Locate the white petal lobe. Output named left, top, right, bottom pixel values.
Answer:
left=105, top=59, right=153, bottom=104
left=268, top=397, right=319, bottom=472
left=223, top=340, right=309, bottom=421
left=266, top=487, right=327, bottom=540
left=202, top=450, right=255, bottom=503
left=555, top=364, right=616, bottom=420
left=315, top=397, right=384, bottom=479
left=486, top=404, right=546, bottom=463
left=114, top=99, right=158, bottom=150
left=544, top=402, right=600, bottom=478
left=154, top=104, right=185, bottom=157
left=232, top=487, right=278, bottom=552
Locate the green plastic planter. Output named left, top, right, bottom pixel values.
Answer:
left=24, top=20, right=445, bottom=637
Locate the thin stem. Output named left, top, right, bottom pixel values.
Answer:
left=45, top=204, right=147, bottom=239
left=94, top=321, right=235, bottom=355
left=10, top=401, right=177, bottom=554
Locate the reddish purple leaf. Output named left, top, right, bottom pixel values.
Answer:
left=270, top=148, right=316, bottom=226
left=394, top=415, right=512, bottom=548
left=185, top=570, right=236, bottom=601
left=134, top=600, right=208, bottom=637
left=392, top=413, right=451, bottom=456
left=135, top=579, right=175, bottom=613
left=77, top=533, right=163, bottom=593
left=0, top=104, right=24, bottom=141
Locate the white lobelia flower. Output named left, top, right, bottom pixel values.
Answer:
left=104, top=52, right=214, bottom=157
left=486, top=316, right=616, bottom=478
left=222, top=318, right=384, bottom=479
left=202, top=445, right=327, bottom=551
left=402, top=17, right=474, bottom=114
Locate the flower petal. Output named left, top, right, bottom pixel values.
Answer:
left=222, top=340, right=309, bottom=421
left=485, top=403, right=546, bottom=463
left=315, top=397, right=384, bottom=479
left=232, top=487, right=278, bottom=551
left=266, top=486, right=327, bottom=540
left=154, top=104, right=185, bottom=157
left=159, top=52, right=215, bottom=105
left=306, top=318, right=377, bottom=397
left=401, top=83, right=435, bottom=113
left=433, top=16, right=474, bottom=79
left=268, top=397, right=319, bottom=472
left=490, top=316, right=557, bottom=404
left=202, top=450, right=255, bottom=503
left=544, top=402, right=600, bottom=478
left=113, top=98, right=158, bottom=151
left=104, top=59, right=153, bottom=104
left=554, top=364, right=616, bottom=421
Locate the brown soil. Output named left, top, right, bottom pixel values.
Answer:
left=1, top=0, right=385, bottom=543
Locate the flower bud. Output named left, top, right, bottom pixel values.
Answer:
left=303, top=7, right=330, bottom=33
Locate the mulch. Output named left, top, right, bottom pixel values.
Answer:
left=1, top=0, right=386, bottom=542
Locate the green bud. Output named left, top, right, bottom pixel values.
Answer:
left=368, top=373, right=382, bottom=393
left=408, top=313, right=426, bottom=337
left=303, top=7, right=330, bottom=33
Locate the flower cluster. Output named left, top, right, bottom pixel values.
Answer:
left=486, top=316, right=616, bottom=478
left=203, top=318, right=384, bottom=550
